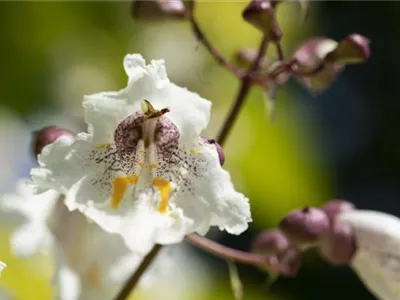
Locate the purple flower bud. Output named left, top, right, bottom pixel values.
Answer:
left=132, top=0, right=186, bottom=21
left=325, top=34, right=370, bottom=65
left=279, top=207, right=330, bottom=246
left=242, top=0, right=282, bottom=40
left=277, top=246, right=302, bottom=276
left=318, top=221, right=357, bottom=265
left=252, top=229, right=290, bottom=256
left=32, top=126, right=74, bottom=157
left=322, top=200, right=356, bottom=222
left=292, top=38, right=343, bottom=92
left=201, top=137, right=225, bottom=166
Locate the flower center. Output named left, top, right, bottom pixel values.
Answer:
left=110, top=100, right=179, bottom=214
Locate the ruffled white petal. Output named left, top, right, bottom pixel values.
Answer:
left=0, top=179, right=59, bottom=256
left=339, top=210, right=400, bottom=300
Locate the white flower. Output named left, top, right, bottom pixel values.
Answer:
left=0, top=180, right=144, bottom=300
left=338, top=210, right=400, bottom=300
left=30, top=54, right=251, bottom=252
left=0, top=262, right=5, bottom=276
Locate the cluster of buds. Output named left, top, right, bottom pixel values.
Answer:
left=251, top=200, right=357, bottom=276
left=131, top=0, right=371, bottom=102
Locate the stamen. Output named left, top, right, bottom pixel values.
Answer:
left=152, top=177, right=171, bottom=214
left=111, top=175, right=138, bottom=209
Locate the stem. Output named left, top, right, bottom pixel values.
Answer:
left=217, top=35, right=269, bottom=145
left=185, top=234, right=292, bottom=276
left=113, top=244, right=162, bottom=300
left=186, top=2, right=244, bottom=79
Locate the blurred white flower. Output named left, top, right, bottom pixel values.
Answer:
left=339, top=210, right=400, bottom=300
left=1, top=179, right=214, bottom=300
left=0, top=262, right=5, bottom=276
left=30, top=53, right=251, bottom=253
left=0, top=180, right=142, bottom=300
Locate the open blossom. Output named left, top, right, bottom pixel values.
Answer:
left=0, top=179, right=144, bottom=300
left=30, top=54, right=251, bottom=252
left=338, top=210, right=400, bottom=300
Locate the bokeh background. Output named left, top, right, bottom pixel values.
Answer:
left=0, top=1, right=393, bottom=299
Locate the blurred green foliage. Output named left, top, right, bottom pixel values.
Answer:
left=0, top=2, right=331, bottom=299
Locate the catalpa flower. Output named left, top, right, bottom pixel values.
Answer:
left=30, top=54, right=251, bottom=252
left=0, top=180, right=144, bottom=300
left=338, top=210, right=400, bottom=300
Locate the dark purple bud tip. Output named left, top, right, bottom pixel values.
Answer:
left=252, top=229, right=290, bottom=256
left=322, top=200, right=356, bottom=222
left=318, top=221, right=357, bottom=265
left=325, top=34, right=370, bottom=65
left=32, top=126, right=74, bottom=157
left=132, top=0, right=186, bottom=21
left=200, top=137, right=225, bottom=166
left=242, top=0, right=282, bottom=40
left=279, top=207, right=330, bottom=246
left=277, top=246, right=302, bottom=276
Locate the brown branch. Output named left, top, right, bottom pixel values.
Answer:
left=186, top=1, right=244, bottom=79
left=113, top=244, right=163, bottom=300
left=217, top=35, right=269, bottom=145
left=185, top=234, right=294, bottom=276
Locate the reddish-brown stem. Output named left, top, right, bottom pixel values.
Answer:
left=113, top=244, right=162, bottom=300
left=217, top=35, right=269, bottom=145
left=186, top=1, right=244, bottom=79
left=185, top=234, right=293, bottom=276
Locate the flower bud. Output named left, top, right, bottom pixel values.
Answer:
left=277, top=246, right=302, bottom=276
left=292, top=38, right=343, bottom=92
left=318, top=221, right=357, bottom=265
left=279, top=207, right=330, bottom=246
left=325, top=34, right=370, bottom=65
left=242, top=0, right=282, bottom=40
left=201, top=137, right=225, bottom=166
left=322, top=200, right=355, bottom=222
left=252, top=229, right=290, bottom=256
left=132, top=0, right=186, bottom=21
left=32, top=126, right=74, bottom=157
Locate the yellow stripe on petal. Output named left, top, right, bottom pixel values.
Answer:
left=111, top=175, right=138, bottom=209
left=95, top=143, right=111, bottom=150
left=152, top=177, right=171, bottom=214
left=88, top=264, right=102, bottom=288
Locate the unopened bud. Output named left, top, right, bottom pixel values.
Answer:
left=325, top=34, right=370, bottom=65
left=292, top=38, right=343, bottom=92
left=201, top=137, right=225, bottom=166
left=32, top=126, right=74, bottom=157
left=322, top=200, right=356, bottom=222
left=318, top=221, right=357, bottom=265
left=279, top=207, right=330, bottom=246
left=252, top=229, right=290, bottom=256
left=277, top=246, right=302, bottom=276
left=242, top=0, right=282, bottom=40
left=132, top=0, right=186, bottom=21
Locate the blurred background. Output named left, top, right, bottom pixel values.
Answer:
left=0, top=1, right=393, bottom=299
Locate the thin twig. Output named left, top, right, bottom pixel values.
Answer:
left=185, top=234, right=293, bottom=276
left=186, top=1, right=244, bottom=79
left=113, top=244, right=163, bottom=300
left=217, top=35, right=270, bottom=145
left=274, top=41, right=284, bottom=61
